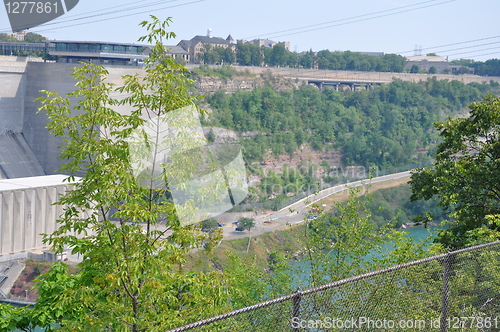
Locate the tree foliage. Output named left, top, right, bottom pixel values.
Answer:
left=205, top=77, right=488, bottom=169
left=410, top=95, right=500, bottom=249
left=236, top=217, right=255, bottom=231
left=2, top=16, right=234, bottom=332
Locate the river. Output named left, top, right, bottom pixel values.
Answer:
left=290, top=225, right=440, bottom=288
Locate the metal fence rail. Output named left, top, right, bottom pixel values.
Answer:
left=168, top=240, right=500, bottom=332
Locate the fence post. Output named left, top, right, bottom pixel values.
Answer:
left=292, top=288, right=302, bottom=332
left=440, top=253, right=451, bottom=332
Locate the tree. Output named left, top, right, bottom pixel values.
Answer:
left=201, top=218, right=220, bottom=233
left=236, top=217, right=255, bottom=231
left=206, top=128, right=216, bottom=142
left=410, top=95, right=500, bottom=249
left=269, top=44, right=288, bottom=67
left=410, top=65, right=420, bottom=73
left=221, top=47, right=235, bottom=64
left=0, top=33, right=18, bottom=42
left=15, top=16, right=231, bottom=331
left=24, top=32, right=45, bottom=43
left=299, top=51, right=315, bottom=69
left=428, top=66, right=437, bottom=74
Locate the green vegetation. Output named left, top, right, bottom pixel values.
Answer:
left=450, top=58, right=500, bottom=76
left=315, top=50, right=406, bottom=72
left=236, top=217, right=255, bottom=231
left=410, top=95, right=500, bottom=249
left=203, top=43, right=407, bottom=72
left=355, top=184, right=447, bottom=229
left=201, top=218, right=220, bottom=233
left=0, top=16, right=232, bottom=332
left=2, top=16, right=500, bottom=332
left=202, top=76, right=497, bottom=209
left=189, top=63, right=254, bottom=79
left=204, top=77, right=493, bottom=168
left=0, top=32, right=45, bottom=43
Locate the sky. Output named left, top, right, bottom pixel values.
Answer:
left=1, top=0, right=499, bottom=61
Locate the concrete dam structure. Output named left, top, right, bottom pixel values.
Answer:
left=0, top=55, right=143, bottom=260
left=0, top=175, right=70, bottom=262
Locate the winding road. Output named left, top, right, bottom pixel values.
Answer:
left=221, top=171, right=411, bottom=240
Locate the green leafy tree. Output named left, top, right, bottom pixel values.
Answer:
left=206, top=127, right=216, bottom=142
left=428, top=66, right=437, bottom=74
left=410, top=95, right=500, bottom=249
left=299, top=50, right=315, bottom=69
left=24, top=32, right=45, bottom=43
left=269, top=44, right=288, bottom=67
left=410, top=64, right=420, bottom=73
left=237, top=217, right=255, bottom=231
left=221, top=47, right=235, bottom=64
left=0, top=33, right=18, bottom=42
left=201, top=218, right=220, bottom=233
left=13, top=16, right=232, bottom=331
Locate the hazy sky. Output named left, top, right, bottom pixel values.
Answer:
left=1, top=0, right=499, bottom=61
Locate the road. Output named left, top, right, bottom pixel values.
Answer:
left=221, top=171, right=411, bottom=240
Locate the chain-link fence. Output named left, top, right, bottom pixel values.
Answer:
left=168, top=241, right=500, bottom=331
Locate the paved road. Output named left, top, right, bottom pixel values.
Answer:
left=221, top=171, right=411, bottom=240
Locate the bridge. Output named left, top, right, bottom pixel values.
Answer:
left=285, top=76, right=391, bottom=90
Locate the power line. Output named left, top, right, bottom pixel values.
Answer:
left=243, top=0, right=443, bottom=40
left=244, top=0, right=455, bottom=40
left=449, top=51, right=500, bottom=61
left=434, top=41, right=500, bottom=54
left=398, top=35, right=500, bottom=54
left=446, top=46, right=500, bottom=58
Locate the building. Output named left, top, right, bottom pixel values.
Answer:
left=48, top=40, right=150, bottom=65
left=3, top=31, right=26, bottom=41
left=177, top=30, right=236, bottom=63
left=404, top=55, right=450, bottom=73
left=0, top=175, right=80, bottom=262
left=247, top=38, right=290, bottom=51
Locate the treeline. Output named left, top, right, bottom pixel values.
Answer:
left=203, top=77, right=494, bottom=168
left=202, top=42, right=407, bottom=72
left=450, top=58, right=500, bottom=77
left=0, top=32, right=45, bottom=43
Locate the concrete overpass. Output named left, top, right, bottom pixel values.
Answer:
left=286, top=76, right=391, bottom=91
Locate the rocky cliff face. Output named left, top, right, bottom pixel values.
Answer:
left=195, top=76, right=264, bottom=94
left=194, top=75, right=302, bottom=94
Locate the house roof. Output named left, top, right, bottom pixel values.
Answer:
left=406, top=55, right=448, bottom=62
left=187, top=35, right=232, bottom=46
left=165, top=45, right=189, bottom=54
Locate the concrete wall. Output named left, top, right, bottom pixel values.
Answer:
left=23, top=62, right=144, bottom=175
left=0, top=57, right=27, bottom=133
left=23, top=62, right=83, bottom=175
